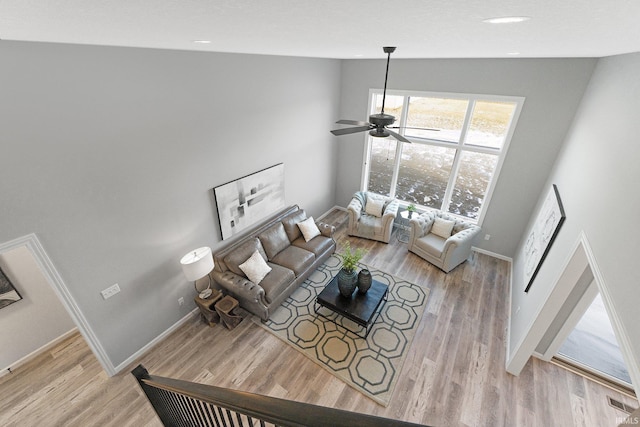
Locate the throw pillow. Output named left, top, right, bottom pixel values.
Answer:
left=297, top=216, right=321, bottom=242
left=365, top=198, right=384, bottom=217
left=431, top=217, right=455, bottom=239
left=239, top=250, right=272, bottom=285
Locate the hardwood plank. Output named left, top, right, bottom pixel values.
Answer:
left=0, top=209, right=636, bottom=427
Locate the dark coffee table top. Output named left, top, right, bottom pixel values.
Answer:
left=316, top=275, right=388, bottom=327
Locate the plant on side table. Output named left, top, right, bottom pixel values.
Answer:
left=336, top=241, right=366, bottom=297
left=406, top=203, right=417, bottom=218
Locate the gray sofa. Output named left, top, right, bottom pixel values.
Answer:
left=408, top=210, right=481, bottom=273
left=211, top=205, right=336, bottom=321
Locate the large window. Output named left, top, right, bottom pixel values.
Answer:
left=364, top=90, right=523, bottom=223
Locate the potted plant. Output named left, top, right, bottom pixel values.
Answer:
left=336, top=241, right=365, bottom=297
left=407, top=203, right=417, bottom=218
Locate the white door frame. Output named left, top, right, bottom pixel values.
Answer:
left=507, top=231, right=638, bottom=391
left=0, top=234, right=116, bottom=376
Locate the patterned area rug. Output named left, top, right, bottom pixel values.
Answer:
left=253, top=255, right=429, bottom=406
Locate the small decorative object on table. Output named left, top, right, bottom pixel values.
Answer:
left=336, top=241, right=366, bottom=297
left=357, top=269, right=372, bottom=294
left=407, top=203, right=417, bottom=219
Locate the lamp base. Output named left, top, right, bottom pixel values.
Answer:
left=199, top=289, right=213, bottom=299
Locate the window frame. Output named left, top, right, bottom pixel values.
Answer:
left=361, top=89, right=525, bottom=225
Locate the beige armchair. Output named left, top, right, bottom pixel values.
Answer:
left=347, top=191, right=399, bottom=243
left=408, top=210, right=481, bottom=272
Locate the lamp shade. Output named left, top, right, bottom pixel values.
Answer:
left=180, top=247, right=214, bottom=281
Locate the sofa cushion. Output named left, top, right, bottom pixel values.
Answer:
left=281, top=209, right=307, bottom=242
left=291, top=235, right=334, bottom=258
left=239, top=250, right=272, bottom=285
left=365, top=198, right=384, bottom=217
left=415, top=234, right=447, bottom=258
left=431, top=217, right=455, bottom=239
left=271, top=246, right=315, bottom=276
left=359, top=214, right=384, bottom=234
left=224, top=238, right=268, bottom=277
left=297, top=216, right=321, bottom=242
left=259, top=222, right=290, bottom=260
left=260, top=263, right=295, bottom=304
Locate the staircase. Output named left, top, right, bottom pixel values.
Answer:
left=132, top=364, right=429, bottom=427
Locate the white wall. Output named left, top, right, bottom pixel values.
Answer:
left=510, top=52, right=640, bottom=380
left=336, top=58, right=596, bottom=257
left=0, top=246, right=76, bottom=370
left=0, top=41, right=341, bottom=369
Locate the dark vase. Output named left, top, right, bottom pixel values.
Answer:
left=337, top=268, right=358, bottom=297
left=357, top=269, right=372, bottom=294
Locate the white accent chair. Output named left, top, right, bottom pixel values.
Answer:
left=347, top=191, right=399, bottom=243
left=408, top=210, right=481, bottom=272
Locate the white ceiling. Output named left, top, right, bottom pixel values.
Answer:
left=1, top=0, right=639, bottom=59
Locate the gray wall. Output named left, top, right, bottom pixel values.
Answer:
left=0, top=41, right=341, bottom=368
left=0, top=246, right=76, bottom=369
left=336, top=58, right=597, bottom=257
left=511, top=52, right=640, bottom=372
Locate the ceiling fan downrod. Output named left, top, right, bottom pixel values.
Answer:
left=380, top=46, right=396, bottom=115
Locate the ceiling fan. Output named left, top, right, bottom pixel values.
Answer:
left=330, top=46, right=438, bottom=144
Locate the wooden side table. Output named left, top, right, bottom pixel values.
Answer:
left=194, top=289, right=223, bottom=327
left=215, top=295, right=243, bottom=330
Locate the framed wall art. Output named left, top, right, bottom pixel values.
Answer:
left=0, top=266, right=22, bottom=310
left=213, top=163, right=286, bottom=241
left=523, top=184, right=566, bottom=293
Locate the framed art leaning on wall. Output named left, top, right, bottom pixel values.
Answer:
left=0, top=266, right=22, bottom=310
left=213, top=163, right=286, bottom=241
left=523, top=184, right=566, bottom=293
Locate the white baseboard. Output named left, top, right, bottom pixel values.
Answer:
left=317, top=205, right=346, bottom=221
left=0, top=327, right=78, bottom=378
left=113, top=308, right=199, bottom=374
left=472, top=246, right=513, bottom=262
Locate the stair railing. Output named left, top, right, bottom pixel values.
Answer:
left=132, top=364, right=429, bottom=427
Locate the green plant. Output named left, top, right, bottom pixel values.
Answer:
left=336, top=241, right=366, bottom=273
left=407, top=203, right=417, bottom=213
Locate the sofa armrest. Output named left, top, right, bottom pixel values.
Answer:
left=212, top=270, right=268, bottom=306
left=317, top=221, right=336, bottom=238
left=382, top=199, right=399, bottom=223
left=443, top=225, right=480, bottom=249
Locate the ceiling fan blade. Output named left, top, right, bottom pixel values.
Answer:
left=386, top=129, right=412, bottom=143
left=336, top=119, right=370, bottom=126
left=388, top=126, right=440, bottom=131
left=330, top=125, right=372, bottom=136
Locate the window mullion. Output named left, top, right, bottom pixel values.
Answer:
left=442, top=100, right=474, bottom=213
left=389, top=96, right=410, bottom=198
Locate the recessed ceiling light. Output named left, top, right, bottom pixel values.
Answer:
left=483, top=16, right=530, bottom=24
left=193, top=40, right=212, bottom=44
left=507, top=52, right=521, bottom=56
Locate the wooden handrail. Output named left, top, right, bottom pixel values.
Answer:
left=132, top=364, right=429, bottom=427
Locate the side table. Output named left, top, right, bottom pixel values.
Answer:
left=194, top=289, right=223, bottom=327
left=396, top=209, right=417, bottom=243
left=215, top=295, right=243, bottom=330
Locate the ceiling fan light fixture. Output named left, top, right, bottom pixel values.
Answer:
left=482, top=16, right=530, bottom=24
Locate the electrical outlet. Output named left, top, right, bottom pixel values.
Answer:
left=178, top=297, right=184, bottom=306
left=101, top=283, right=121, bottom=300
left=484, top=234, right=491, bottom=241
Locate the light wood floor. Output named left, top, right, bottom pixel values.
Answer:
left=0, top=209, right=636, bottom=426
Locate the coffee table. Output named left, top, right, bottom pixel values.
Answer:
left=315, top=275, right=388, bottom=338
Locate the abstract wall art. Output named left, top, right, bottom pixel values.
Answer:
left=213, top=163, right=286, bottom=241
left=0, top=266, right=22, bottom=310
left=523, top=184, right=566, bottom=293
